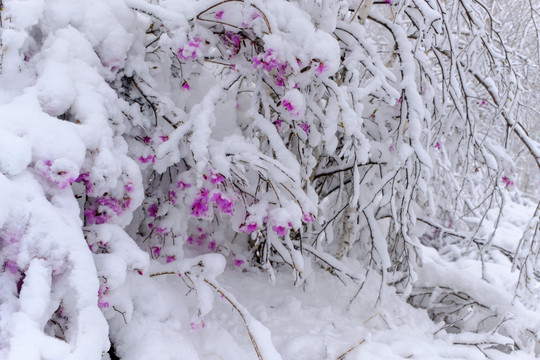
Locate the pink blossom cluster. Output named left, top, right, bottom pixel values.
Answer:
left=298, top=122, right=310, bottom=135
left=139, top=155, right=156, bottom=164
left=501, top=176, right=514, bottom=187
left=38, top=160, right=76, bottom=189
left=222, top=31, right=242, bottom=56
left=211, top=193, right=234, bottom=215
left=178, top=38, right=202, bottom=60
left=98, top=285, right=110, bottom=308
left=84, top=196, right=130, bottom=225
left=186, top=227, right=217, bottom=252
left=252, top=49, right=289, bottom=87
left=239, top=222, right=258, bottom=234
left=191, top=188, right=210, bottom=217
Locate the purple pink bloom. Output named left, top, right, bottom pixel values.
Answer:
left=234, top=259, right=245, bottom=267
left=239, top=222, right=258, bottom=234
left=501, top=176, right=514, bottom=187
left=272, top=225, right=289, bottom=237
left=191, top=188, right=210, bottom=217
left=211, top=192, right=234, bottom=215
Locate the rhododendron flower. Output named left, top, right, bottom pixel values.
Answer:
left=272, top=225, right=289, bottom=237
left=4, top=260, right=17, bottom=274
left=234, top=259, right=245, bottom=267
left=209, top=171, right=225, bottom=185
left=166, top=255, right=176, bottom=263
left=283, top=99, right=294, bottom=112
left=139, top=155, right=155, bottom=164
left=434, top=142, right=441, bottom=149
left=177, top=181, right=191, bottom=190
left=299, top=122, right=309, bottom=135
left=168, top=191, right=176, bottom=205
left=239, top=222, right=258, bottom=233
left=152, top=247, right=161, bottom=257
left=315, top=62, right=328, bottom=75
left=191, top=188, right=210, bottom=217
left=178, top=38, right=201, bottom=60
left=211, top=192, right=234, bottom=215
left=182, top=81, right=190, bottom=91
left=215, top=10, right=224, bottom=19
left=75, top=172, right=93, bottom=193
left=125, top=182, right=134, bottom=192
left=155, top=227, right=167, bottom=235
left=148, top=203, right=158, bottom=218
left=303, top=213, right=315, bottom=223
left=143, top=136, right=151, bottom=144
left=190, top=320, right=206, bottom=331
left=501, top=176, right=514, bottom=187
left=208, top=240, right=216, bottom=251
left=159, top=135, right=168, bottom=142
left=274, top=118, right=283, bottom=130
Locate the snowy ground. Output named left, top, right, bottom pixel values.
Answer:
left=102, top=199, right=539, bottom=360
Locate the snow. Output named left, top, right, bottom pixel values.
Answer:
left=0, top=0, right=539, bottom=359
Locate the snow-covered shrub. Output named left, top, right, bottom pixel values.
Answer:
left=0, top=0, right=539, bottom=359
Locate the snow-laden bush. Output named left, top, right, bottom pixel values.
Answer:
left=0, top=0, right=539, bottom=359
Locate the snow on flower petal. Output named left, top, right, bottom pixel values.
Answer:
left=211, top=192, right=234, bottom=215
left=191, top=188, right=210, bottom=217
left=239, top=222, right=258, bottom=233
left=272, top=225, right=288, bottom=237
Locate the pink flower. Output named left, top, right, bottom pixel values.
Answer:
left=283, top=99, right=294, bottom=112
left=182, top=81, right=190, bottom=91
left=75, top=172, right=93, bottom=194
left=166, top=255, right=176, bottom=263
left=274, top=118, right=283, bottom=130
left=303, top=213, right=315, bottom=223
left=272, top=225, right=288, bottom=237
left=155, top=227, right=167, bottom=235
left=159, top=135, right=169, bottom=142
left=190, top=320, right=206, bottom=331
left=4, top=260, right=17, bottom=274
left=209, top=170, right=225, bottom=185
left=299, top=122, right=309, bottom=135
left=215, top=10, right=224, bottom=19
left=148, top=203, right=158, bottom=218
left=208, top=240, right=216, bottom=251
left=191, top=188, right=210, bottom=217
left=178, top=38, right=201, bottom=60
left=125, top=182, right=134, bottom=192
left=98, top=301, right=110, bottom=308
left=152, top=246, right=161, bottom=257
left=385, top=0, right=391, bottom=3
left=143, top=136, right=151, bottom=144
left=211, top=192, right=234, bottom=215
left=139, top=155, right=155, bottom=164
left=239, top=222, right=258, bottom=234
left=501, top=176, right=514, bottom=187
left=234, top=259, right=245, bottom=267
left=177, top=181, right=191, bottom=190
left=315, top=62, right=328, bottom=75
left=434, top=142, right=441, bottom=149
left=168, top=191, right=177, bottom=205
